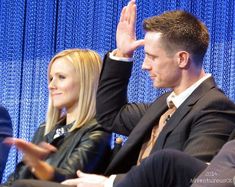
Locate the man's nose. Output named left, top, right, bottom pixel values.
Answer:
left=142, top=58, right=151, bottom=70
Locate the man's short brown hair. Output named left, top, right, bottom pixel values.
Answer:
left=143, top=10, right=209, bottom=65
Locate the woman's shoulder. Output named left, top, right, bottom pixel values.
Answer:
left=31, top=122, right=47, bottom=143
left=78, top=119, right=107, bottom=132
left=70, top=119, right=110, bottom=140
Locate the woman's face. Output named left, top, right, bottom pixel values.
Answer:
left=48, top=57, right=80, bottom=112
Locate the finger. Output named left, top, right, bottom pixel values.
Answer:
left=10, top=139, right=49, bottom=158
left=3, top=137, right=14, bottom=147
left=125, top=1, right=132, bottom=23
left=77, top=170, right=90, bottom=178
left=127, top=0, right=136, bottom=23
left=4, top=138, right=31, bottom=151
left=61, top=178, right=80, bottom=185
left=120, top=6, right=127, bottom=22
left=76, top=170, right=81, bottom=177
left=133, top=39, right=145, bottom=48
left=129, top=4, right=137, bottom=28
left=129, top=0, right=136, bottom=7
left=4, top=138, right=51, bottom=160
left=15, top=141, right=39, bottom=153
left=39, top=142, right=57, bottom=152
left=4, top=137, right=22, bottom=145
left=6, top=138, right=40, bottom=158
left=129, top=39, right=145, bottom=52
left=77, top=170, right=99, bottom=179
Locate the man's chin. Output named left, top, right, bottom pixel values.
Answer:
left=153, top=82, right=165, bottom=88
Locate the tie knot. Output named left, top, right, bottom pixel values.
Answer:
left=168, top=101, right=175, bottom=109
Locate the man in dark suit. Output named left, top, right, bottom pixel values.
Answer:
left=92, top=0, right=235, bottom=181
left=9, top=0, right=235, bottom=187
left=0, top=105, right=12, bottom=181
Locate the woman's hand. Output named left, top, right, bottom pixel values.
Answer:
left=4, top=138, right=57, bottom=159
left=4, top=138, right=57, bottom=180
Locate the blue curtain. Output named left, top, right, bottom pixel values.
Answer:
left=0, top=0, right=235, bottom=182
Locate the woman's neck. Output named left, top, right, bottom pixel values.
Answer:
left=66, top=112, right=76, bottom=125
left=65, top=103, right=78, bottom=125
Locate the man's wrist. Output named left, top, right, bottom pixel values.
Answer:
left=115, top=49, right=133, bottom=58
left=109, top=49, right=133, bottom=62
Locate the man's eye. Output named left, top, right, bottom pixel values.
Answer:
left=147, top=56, right=154, bottom=61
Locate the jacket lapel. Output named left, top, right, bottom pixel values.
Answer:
left=107, top=93, right=170, bottom=171
left=153, top=77, right=217, bottom=150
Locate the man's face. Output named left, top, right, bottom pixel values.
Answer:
left=142, top=32, right=181, bottom=89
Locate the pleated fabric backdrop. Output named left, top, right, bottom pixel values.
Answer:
left=0, top=0, right=235, bottom=182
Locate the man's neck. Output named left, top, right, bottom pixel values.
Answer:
left=173, top=69, right=206, bottom=95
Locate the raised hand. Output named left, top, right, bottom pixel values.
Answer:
left=116, top=0, right=144, bottom=57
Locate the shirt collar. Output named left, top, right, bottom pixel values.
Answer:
left=167, top=74, right=211, bottom=108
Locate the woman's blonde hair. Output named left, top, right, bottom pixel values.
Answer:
left=44, top=49, right=102, bottom=134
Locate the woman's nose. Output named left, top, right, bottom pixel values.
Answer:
left=48, top=79, right=56, bottom=90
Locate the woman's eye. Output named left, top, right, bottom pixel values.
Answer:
left=58, top=75, right=66, bottom=79
left=49, top=77, right=53, bottom=82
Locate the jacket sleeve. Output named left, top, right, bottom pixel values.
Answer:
left=96, top=53, right=149, bottom=136
left=183, top=91, right=235, bottom=162
left=51, top=126, right=111, bottom=182
left=0, top=106, right=12, bottom=181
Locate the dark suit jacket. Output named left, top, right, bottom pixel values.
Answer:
left=0, top=106, right=12, bottom=182
left=96, top=54, right=235, bottom=177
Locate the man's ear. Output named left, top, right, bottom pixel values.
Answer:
left=176, top=51, right=190, bottom=69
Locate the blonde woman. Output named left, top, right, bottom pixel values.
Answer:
left=3, top=49, right=111, bottom=186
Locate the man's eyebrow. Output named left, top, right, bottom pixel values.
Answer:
left=145, top=52, right=155, bottom=57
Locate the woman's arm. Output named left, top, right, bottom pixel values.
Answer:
left=4, top=124, right=111, bottom=182
left=51, top=127, right=111, bottom=182
left=4, top=138, right=57, bottom=180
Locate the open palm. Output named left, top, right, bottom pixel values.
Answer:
left=116, top=0, right=144, bottom=57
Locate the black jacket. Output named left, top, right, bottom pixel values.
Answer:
left=2, top=118, right=111, bottom=186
